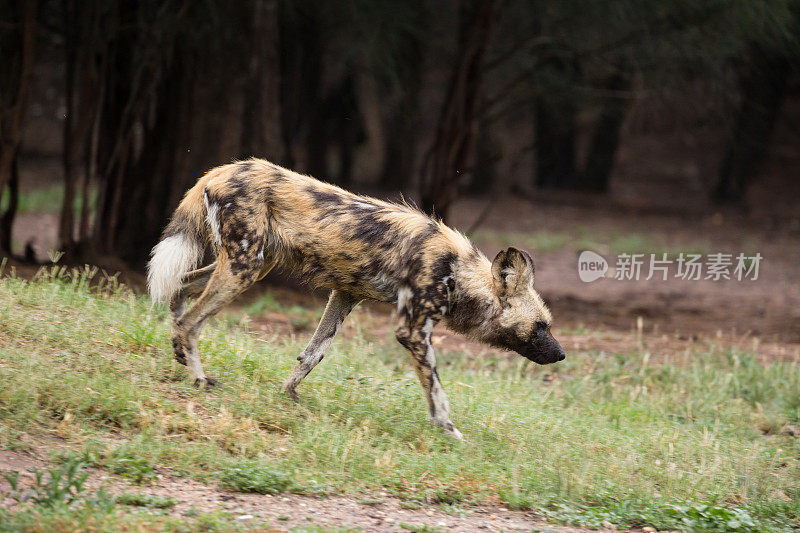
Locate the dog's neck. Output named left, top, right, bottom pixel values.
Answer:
left=445, top=251, right=499, bottom=337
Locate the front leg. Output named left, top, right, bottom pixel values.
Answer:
left=395, top=314, right=462, bottom=440
left=283, top=290, right=361, bottom=399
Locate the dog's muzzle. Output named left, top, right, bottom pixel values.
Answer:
left=517, top=330, right=566, bottom=365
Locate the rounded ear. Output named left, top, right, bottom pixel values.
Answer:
left=491, top=247, right=535, bottom=297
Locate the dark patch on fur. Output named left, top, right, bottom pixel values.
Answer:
left=162, top=209, right=197, bottom=239
left=230, top=255, right=255, bottom=276
left=309, top=188, right=355, bottom=222
left=335, top=251, right=357, bottom=263
left=281, top=246, right=337, bottom=286
left=351, top=213, right=395, bottom=246
left=447, top=293, right=494, bottom=334
left=308, top=188, right=345, bottom=207
left=407, top=221, right=439, bottom=252
left=484, top=326, right=525, bottom=353
left=270, top=170, right=288, bottom=182
left=395, top=328, right=414, bottom=350
left=446, top=277, right=456, bottom=293
left=363, top=258, right=386, bottom=277
left=431, top=252, right=456, bottom=282
left=236, top=160, right=253, bottom=174
left=219, top=167, right=254, bottom=204
left=172, top=338, right=187, bottom=365
left=403, top=254, right=425, bottom=285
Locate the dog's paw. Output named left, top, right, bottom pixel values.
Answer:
left=436, top=420, right=464, bottom=440
left=283, top=385, right=300, bottom=401
left=447, top=426, right=464, bottom=440
left=194, top=376, right=220, bottom=389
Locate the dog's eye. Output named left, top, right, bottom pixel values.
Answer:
left=535, top=320, right=548, bottom=330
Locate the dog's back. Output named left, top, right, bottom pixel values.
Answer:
left=198, top=159, right=474, bottom=303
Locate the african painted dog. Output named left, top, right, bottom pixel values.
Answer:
left=147, top=159, right=565, bottom=439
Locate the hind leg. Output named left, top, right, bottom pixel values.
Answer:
left=171, top=254, right=277, bottom=325
left=170, top=262, right=217, bottom=320
left=169, top=262, right=217, bottom=366
left=172, top=184, right=274, bottom=385
left=173, top=257, right=265, bottom=387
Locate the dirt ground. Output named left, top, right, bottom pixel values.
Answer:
left=0, top=448, right=597, bottom=532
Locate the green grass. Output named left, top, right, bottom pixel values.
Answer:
left=472, top=229, right=572, bottom=253
left=1, top=267, right=799, bottom=531
left=0, top=183, right=97, bottom=216
left=116, top=492, right=177, bottom=508
left=243, top=291, right=319, bottom=330
left=0, top=505, right=264, bottom=532
left=472, top=228, right=711, bottom=258
left=219, top=459, right=293, bottom=494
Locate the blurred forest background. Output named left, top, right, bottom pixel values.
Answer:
left=1, top=0, right=799, bottom=268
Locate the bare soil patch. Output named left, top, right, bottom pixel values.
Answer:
left=1, top=449, right=592, bottom=532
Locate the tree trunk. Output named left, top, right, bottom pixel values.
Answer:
left=92, top=1, right=163, bottom=256
left=239, top=0, right=284, bottom=163
left=60, top=0, right=106, bottom=258
left=380, top=57, right=423, bottom=191
left=381, top=105, right=418, bottom=190
left=59, top=0, right=78, bottom=257
left=280, top=4, right=323, bottom=172
left=351, top=71, right=382, bottom=184
left=0, top=155, right=19, bottom=255
left=534, top=97, right=576, bottom=189
left=335, top=78, right=359, bottom=185
left=467, top=110, right=499, bottom=195
left=79, top=77, right=104, bottom=243
left=114, top=55, right=188, bottom=266
left=533, top=56, right=578, bottom=189
left=577, top=71, right=631, bottom=192
left=420, top=0, right=501, bottom=221
left=0, top=0, right=37, bottom=205
left=713, top=45, right=790, bottom=203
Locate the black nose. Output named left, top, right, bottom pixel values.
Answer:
left=550, top=341, right=566, bottom=362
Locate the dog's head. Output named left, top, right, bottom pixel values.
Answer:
left=482, top=247, right=565, bottom=364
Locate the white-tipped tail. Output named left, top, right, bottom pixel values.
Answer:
left=147, top=234, right=203, bottom=304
